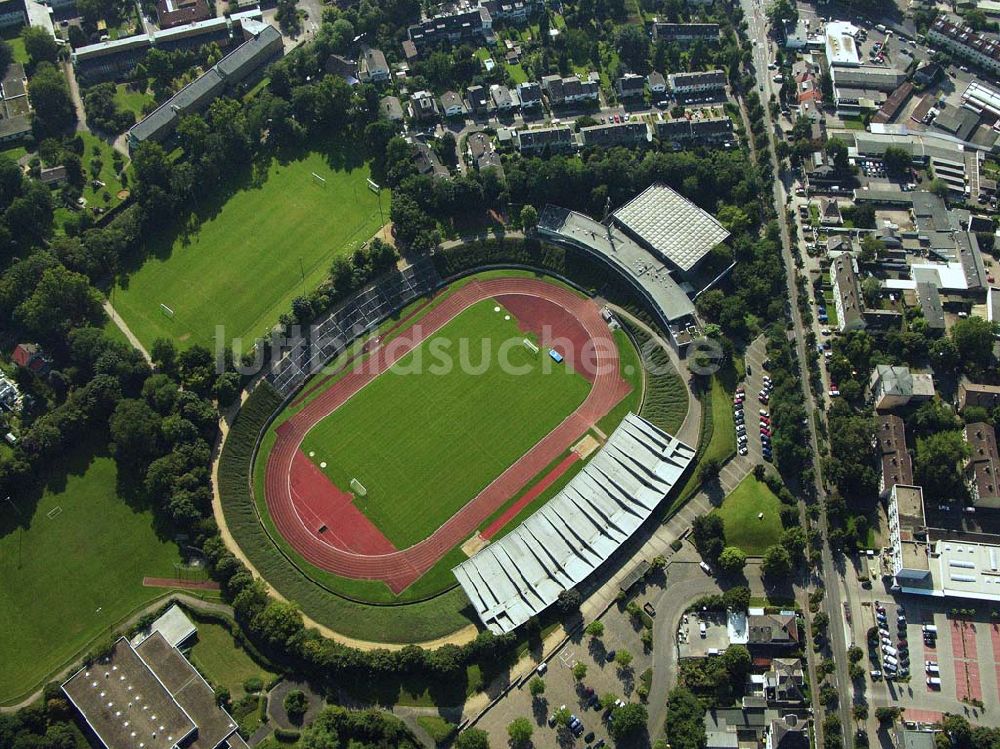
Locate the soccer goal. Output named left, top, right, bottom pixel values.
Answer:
left=311, top=172, right=327, bottom=186
left=522, top=338, right=540, bottom=355
left=350, top=478, right=368, bottom=496
left=160, top=303, right=175, bottom=318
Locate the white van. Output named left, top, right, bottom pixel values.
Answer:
left=883, top=646, right=898, bottom=658
left=927, top=677, right=941, bottom=688
left=926, top=664, right=939, bottom=675
left=883, top=655, right=898, bottom=667
left=923, top=625, right=938, bottom=635
left=700, top=562, right=713, bottom=575
left=700, top=622, right=708, bottom=638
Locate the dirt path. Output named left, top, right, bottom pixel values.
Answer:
left=103, top=300, right=152, bottom=364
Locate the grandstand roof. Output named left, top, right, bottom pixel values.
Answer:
left=536, top=205, right=697, bottom=323
left=611, top=183, right=731, bottom=273
left=453, top=413, right=694, bottom=633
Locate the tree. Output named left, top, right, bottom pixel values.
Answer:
left=556, top=588, right=582, bottom=615
left=528, top=677, right=545, bottom=697
left=28, top=62, right=77, bottom=138
left=283, top=690, right=308, bottom=724
left=22, top=27, right=59, bottom=66
left=692, top=514, right=726, bottom=563
left=861, top=276, right=882, bottom=308
left=16, top=265, right=103, bottom=341
left=951, top=316, right=997, bottom=372
left=585, top=620, right=605, bottom=638
left=616, top=24, right=650, bottom=73
left=721, top=645, right=752, bottom=679
left=572, top=662, right=588, bottom=681
left=507, top=717, right=533, bottom=747
left=455, top=728, right=490, bottom=749
left=609, top=702, right=648, bottom=741
left=699, top=456, right=722, bottom=482
left=456, top=728, right=490, bottom=749
left=762, top=544, right=792, bottom=577
left=825, top=137, right=849, bottom=174
left=665, top=687, right=705, bottom=749
left=520, top=204, right=538, bottom=231
left=615, top=649, right=633, bottom=669
left=109, top=399, right=163, bottom=466
left=717, top=546, right=747, bottom=574
left=915, top=431, right=969, bottom=502
left=882, top=146, right=911, bottom=176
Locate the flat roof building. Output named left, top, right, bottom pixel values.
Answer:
left=916, top=282, right=946, bottom=331
left=826, top=21, right=861, bottom=67
left=63, top=632, right=243, bottom=749
left=888, top=483, right=930, bottom=586
left=610, top=182, right=731, bottom=276
left=453, top=413, right=694, bottom=633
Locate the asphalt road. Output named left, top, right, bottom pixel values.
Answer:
left=738, top=1, right=855, bottom=745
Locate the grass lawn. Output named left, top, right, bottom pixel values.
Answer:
left=4, top=34, right=27, bottom=65
left=704, top=376, right=735, bottom=466
left=114, top=83, right=154, bottom=119
left=77, top=132, right=130, bottom=213
left=0, top=143, right=27, bottom=163
left=188, top=620, right=277, bottom=698
left=416, top=715, right=457, bottom=745
left=507, top=63, right=529, bottom=83
left=714, top=476, right=783, bottom=556
left=113, top=149, right=384, bottom=351
left=301, top=299, right=592, bottom=548
left=0, top=455, right=186, bottom=705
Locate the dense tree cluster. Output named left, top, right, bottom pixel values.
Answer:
left=82, top=83, right=136, bottom=134
left=0, top=684, right=88, bottom=749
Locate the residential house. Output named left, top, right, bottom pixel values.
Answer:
left=652, top=22, right=721, bottom=44
left=617, top=73, right=645, bottom=100
left=326, top=54, right=358, bottom=81
left=763, top=659, right=805, bottom=705
left=467, top=84, right=489, bottom=113
left=542, top=73, right=599, bottom=106
left=11, top=343, right=50, bottom=375
left=655, top=108, right=733, bottom=145
left=490, top=83, right=516, bottom=111
left=869, top=365, right=936, bottom=411
left=965, top=422, right=1000, bottom=508
left=467, top=131, right=504, bottom=177
left=831, top=254, right=866, bottom=333
left=876, top=413, right=913, bottom=497
left=580, top=121, right=650, bottom=147
left=517, top=81, right=542, bottom=109
left=958, top=378, right=1000, bottom=412
left=668, top=69, right=726, bottom=95
left=358, top=48, right=390, bottom=83
left=766, top=715, right=810, bottom=749
left=411, top=140, right=449, bottom=178
left=411, top=90, right=439, bottom=121
left=928, top=16, right=1000, bottom=77
left=747, top=612, right=799, bottom=649
left=819, top=198, right=843, bottom=226
left=439, top=90, right=465, bottom=117
left=407, top=6, right=493, bottom=55
left=379, top=95, right=404, bottom=121
left=0, top=374, right=19, bottom=410
left=39, top=166, right=68, bottom=187
left=515, top=125, right=575, bottom=154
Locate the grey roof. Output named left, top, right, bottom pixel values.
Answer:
left=217, top=23, right=280, bottom=80
left=537, top=205, right=697, bottom=322
left=380, top=95, right=403, bottom=120
left=611, top=183, right=730, bottom=273
left=916, top=282, right=945, bottom=330
left=897, top=730, right=938, bottom=749
left=668, top=69, right=726, bottom=89
left=830, top=65, right=905, bottom=91
left=454, top=413, right=694, bottom=633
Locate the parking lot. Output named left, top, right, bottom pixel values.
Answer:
left=857, top=597, right=1000, bottom=726
left=678, top=612, right=730, bottom=659
left=736, top=336, right=773, bottom=466
left=473, top=603, right=652, bottom=747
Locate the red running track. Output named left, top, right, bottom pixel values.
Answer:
left=263, top=277, right=631, bottom=593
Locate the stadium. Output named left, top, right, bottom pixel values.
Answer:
left=219, top=183, right=721, bottom=643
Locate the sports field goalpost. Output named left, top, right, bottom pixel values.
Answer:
left=350, top=478, right=367, bottom=496
left=312, top=172, right=327, bottom=186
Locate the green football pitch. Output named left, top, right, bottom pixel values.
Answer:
left=112, top=150, right=385, bottom=350
left=0, top=456, right=190, bottom=705
left=300, top=299, right=592, bottom=549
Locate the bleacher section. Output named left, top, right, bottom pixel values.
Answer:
left=265, top=259, right=442, bottom=396
left=454, top=413, right=695, bottom=634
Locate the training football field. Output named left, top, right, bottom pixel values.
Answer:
left=113, top=151, right=384, bottom=350
left=300, top=300, right=592, bottom=549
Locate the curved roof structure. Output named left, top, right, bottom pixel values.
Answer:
left=453, top=412, right=694, bottom=633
